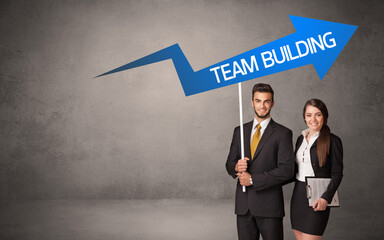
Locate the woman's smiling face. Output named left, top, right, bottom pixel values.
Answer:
left=305, top=105, right=324, bottom=133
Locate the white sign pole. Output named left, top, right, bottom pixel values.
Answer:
left=238, top=83, right=246, bottom=193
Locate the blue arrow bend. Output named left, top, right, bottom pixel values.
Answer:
left=96, top=16, right=357, bottom=96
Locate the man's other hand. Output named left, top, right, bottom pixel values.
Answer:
left=238, top=172, right=252, bottom=186
left=235, top=158, right=249, bottom=173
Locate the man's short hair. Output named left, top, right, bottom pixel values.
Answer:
left=252, top=83, right=274, bottom=101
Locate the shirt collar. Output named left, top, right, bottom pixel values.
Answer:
left=253, top=117, right=271, bottom=130
left=301, top=128, right=320, bottom=138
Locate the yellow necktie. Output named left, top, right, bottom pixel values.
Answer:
left=251, top=124, right=261, bottom=159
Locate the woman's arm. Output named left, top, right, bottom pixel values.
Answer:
left=321, top=134, right=343, bottom=203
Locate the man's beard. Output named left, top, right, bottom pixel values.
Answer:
left=255, top=109, right=271, bottom=119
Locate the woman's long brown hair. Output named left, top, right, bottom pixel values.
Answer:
left=303, top=99, right=330, bottom=167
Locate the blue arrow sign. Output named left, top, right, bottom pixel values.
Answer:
left=96, top=15, right=357, bottom=96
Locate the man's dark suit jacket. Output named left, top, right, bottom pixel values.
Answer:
left=294, top=133, right=343, bottom=203
left=226, top=119, right=295, bottom=218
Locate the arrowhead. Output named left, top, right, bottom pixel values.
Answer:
left=289, top=15, right=358, bottom=79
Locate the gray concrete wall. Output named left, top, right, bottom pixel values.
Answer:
left=1, top=0, right=383, bottom=201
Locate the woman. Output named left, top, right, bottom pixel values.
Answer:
left=290, top=99, right=343, bottom=240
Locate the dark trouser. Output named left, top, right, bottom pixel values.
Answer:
left=237, top=211, right=283, bottom=240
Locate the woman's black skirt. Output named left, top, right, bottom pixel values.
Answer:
left=290, top=180, right=330, bottom=236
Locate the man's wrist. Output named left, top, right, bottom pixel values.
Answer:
left=249, top=177, right=253, bottom=185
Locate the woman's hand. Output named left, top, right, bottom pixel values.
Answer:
left=313, top=198, right=328, bottom=211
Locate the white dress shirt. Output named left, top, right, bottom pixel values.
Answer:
left=250, top=117, right=271, bottom=145
left=295, top=129, right=319, bottom=182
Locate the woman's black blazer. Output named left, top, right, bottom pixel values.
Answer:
left=294, top=133, right=343, bottom=203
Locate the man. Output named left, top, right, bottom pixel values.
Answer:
left=226, top=83, right=294, bottom=240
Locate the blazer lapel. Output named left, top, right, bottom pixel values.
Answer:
left=310, top=139, right=318, bottom=149
left=252, top=119, right=276, bottom=161
left=295, top=135, right=304, bottom=155
left=244, top=121, right=252, bottom=159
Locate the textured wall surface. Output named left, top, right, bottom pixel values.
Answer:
left=1, top=0, right=383, bottom=201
